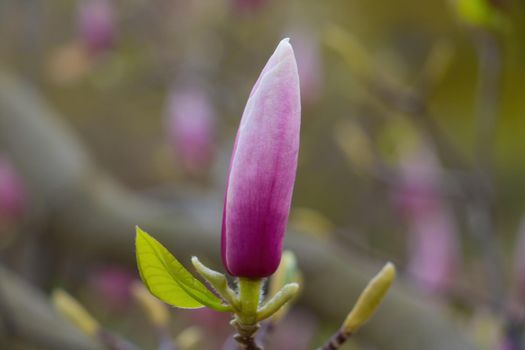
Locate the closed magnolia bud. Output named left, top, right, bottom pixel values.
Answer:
left=77, top=0, right=116, bottom=55
left=165, top=86, right=216, bottom=175
left=342, top=262, right=396, bottom=334
left=221, top=38, right=301, bottom=278
left=0, top=157, right=25, bottom=223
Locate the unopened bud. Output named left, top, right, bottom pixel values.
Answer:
left=342, top=262, right=396, bottom=334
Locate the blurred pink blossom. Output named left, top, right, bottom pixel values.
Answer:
left=88, top=265, right=135, bottom=311
left=268, top=309, right=317, bottom=350
left=499, top=338, right=517, bottom=350
left=407, top=209, right=460, bottom=293
left=514, top=216, right=525, bottom=298
left=185, top=307, right=231, bottom=348
left=165, top=85, right=216, bottom=175
left=77, top=0, right=116, bottom=55
left=392, top=148, right=442, bottom=221
left=185, top=307, right=230, bottom=331
left=393, top=147, right=460, bottom=293
left=0, top=157, right=26, bottom=223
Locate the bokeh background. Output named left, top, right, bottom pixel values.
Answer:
left=1, top=0, right=525, bottom=349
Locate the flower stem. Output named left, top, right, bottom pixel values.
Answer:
left=232, top=278, right=263, bottom=350
left=238, top=278, right=262, bottom=322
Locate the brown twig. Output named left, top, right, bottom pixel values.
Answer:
left=317, top=329, right=351, bottom=350
left=231, top=319, right=261, bottom=350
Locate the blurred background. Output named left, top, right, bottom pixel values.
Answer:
left=0, top=0, right=525, bottom=349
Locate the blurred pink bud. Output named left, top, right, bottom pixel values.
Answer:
left=499, top=338, right=517, bottom=350
left=269, top=309, right=317, bottom=350
left=407, top=209, right=460, bottom=293
left=514, top=216, right=525, bottom=298
left=89, top=265, right=134, bottom=311
left=184, top=307, right=230, bottom=333
left=77, top=0, right=116, bottom=55
left=392, top=147, right=442, bottom=220
left=221, top=39, right=301, bottom=278
left=165, top=86, right=216, bottom=175
left=290, top=30, right=323, bottom=104
left=393, top=147, right=460, bottom=293
left=0, top=157, right=26, bottom=223
left=232, top=0, right=269, bottom=13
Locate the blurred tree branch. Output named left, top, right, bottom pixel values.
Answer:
left=0, top=265, right=101, bottom=350
left=325, top=25, right=506, bottom=313
left=0, top=71, right=478, bottom=350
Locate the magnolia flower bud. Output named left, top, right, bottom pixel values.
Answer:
left=77, top=0, right=116, bottom=55
left=165, top=86, right=216, bottom=175
left=0, top=157, right=25, bottom=223
left=342, top=262, right=396, bottom=334
left=221, top=39, right=301, bottom=278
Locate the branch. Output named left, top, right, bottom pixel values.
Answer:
left=0, top=265, right=102, bottom=350
left=468, top=29, right=505, bottom=311
left=0, top=71, right=479, bottom=350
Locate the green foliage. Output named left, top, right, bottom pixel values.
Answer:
left=135, top=226, right=231, bottom=312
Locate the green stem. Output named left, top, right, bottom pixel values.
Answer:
left=232, top=278, right=263, bottom=350
left=238, top=278, right=262, bottom=324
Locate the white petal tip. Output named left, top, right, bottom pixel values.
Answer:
left=273, top=38, right=295, bottom=63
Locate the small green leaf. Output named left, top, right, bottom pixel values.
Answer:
left=135, top=226, right=231, bottom=312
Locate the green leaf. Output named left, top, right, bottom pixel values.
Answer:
left=135, top=226, right=231, bottom=312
